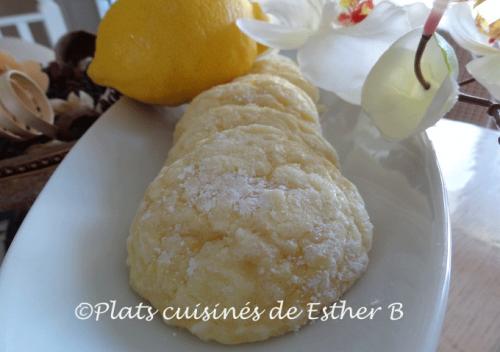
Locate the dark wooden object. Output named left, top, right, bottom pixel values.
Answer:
left=0, top=142, right=73, bottom=247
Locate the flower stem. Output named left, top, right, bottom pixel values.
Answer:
left=487, top=105, right=500, bottom=131
left=423, top=0, right=449, bottom=37
left=458, top=93, right=500, bottom=138
left=459, top=78, right=476, bottom=86
left=414, top=35, right=432, bottom=90
left=414, top=0, right=450, bottom=90
left=458, top=93, right=492, bottom=107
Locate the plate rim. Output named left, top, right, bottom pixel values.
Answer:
left=420, top=130, right=452, bottom=351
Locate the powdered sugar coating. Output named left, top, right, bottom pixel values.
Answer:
left=174, top=74, right=319, bottom=143
left=128, top=125, right=373, bottom=344
left=250, top=54, right=320, bottom=103
left=167, top=105, right=337, bottom=167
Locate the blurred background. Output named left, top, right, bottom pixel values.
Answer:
left=0, top=0, right=114, bottom=47
left=0, top=0, right=116, bottom=259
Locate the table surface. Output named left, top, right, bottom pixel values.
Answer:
left=427, top=120, right=500, bottom=352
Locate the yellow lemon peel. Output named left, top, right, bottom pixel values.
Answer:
left=89, top=0, right=268, bottom=106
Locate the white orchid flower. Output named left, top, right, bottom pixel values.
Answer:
left=237, top=0, right=430, bottom=105
left=447, top=1, right=500, bottom=100
left=447, top=1, right=498, bottom=56
left=466, top=54, right=500, bottom=101
left=361, top=28, right=459, bottom=140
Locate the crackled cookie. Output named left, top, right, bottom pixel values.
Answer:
left=250, top=54, right=320, bottom=103
left=174, top=74, right=319, bottom=142
left=128, top=125, right=373, bottom=344
left=166, top=105, right=338, bottom=167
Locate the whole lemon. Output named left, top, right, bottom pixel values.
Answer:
left=88, top=0, right=266, bottom=105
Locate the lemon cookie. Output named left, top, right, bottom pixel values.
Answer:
left=174, top=74, right=319, bottom=142
left=250, top=54, right=320, bottom=103
left=167, top=105, right=338, bottom=167
left=128, top=125, right=373, bottom=344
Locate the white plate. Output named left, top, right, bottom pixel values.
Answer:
left=0, top=41, right=450, bottom=352
left=0, top=97, right=450, bottom=352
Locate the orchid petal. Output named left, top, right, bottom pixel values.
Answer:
left=467, top=54, right=500, bottom=100
left=255, top=0, right=327, bottom=30
left=404, top=2, right=430, bottom=29
left=298, top=1, right=413, bottom=105
left=238, top=0, right=328, bottom=49
left=447, top=2, right=499, bottom=56
left=361, top=29, right=459, bottom=141
left=379, top=0, right=432, bottom=6
left=319, top=1, right=344, bottom=29
left=334, top=2, right=408, bottom=36
left=237, top=18, right=313, bottom=49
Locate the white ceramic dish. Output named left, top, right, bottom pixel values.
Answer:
left=0, top=40, right=450, bottom=352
